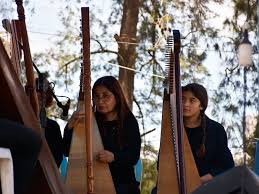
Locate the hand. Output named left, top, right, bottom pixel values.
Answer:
left=67, top=110, right=84, bottom=129
left=97, top=150, right=114, bottom=163
left=200, top=173, right=213, bottom=184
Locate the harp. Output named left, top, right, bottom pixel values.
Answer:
left=157, top=30, right=202, bottom=194
left=0, top=1, right=69, bottom=193
left=2, top=18, right=22, bottom=77
left=65, top=7, right=116, bottom=194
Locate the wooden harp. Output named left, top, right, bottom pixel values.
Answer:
left=0, top=1, right=70, bottom=193
left=65, top=7, right=116, bottom=194
left=157, top=30, right=202, bottom=194
left=0, top=32, right=69, bottom=194
left=15, top=0, right=39, bottom=115
left=2, top=18, right=22, bottom=77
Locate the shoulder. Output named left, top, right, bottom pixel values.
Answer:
left=125, top=111, right=138, bottom=123
left=124, top=111, right=139, bottom=130
left=205, top=116, right=226, bottom=134
left=47, top=118, right=60, bottom=129
left=206, top=116, right=222, bottom=127
left=124, top=111, right=138, bottom=125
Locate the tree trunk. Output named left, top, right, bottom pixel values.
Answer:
left=116, top=0, right=139, bottom=110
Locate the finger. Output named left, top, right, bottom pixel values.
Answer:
left=99, top=150, right=105, bottom=155
left=99, top=154, right=108, bottom=160
left=99, top=156, right=107, bottom=163
left=98, top=152, right=106, bottom=159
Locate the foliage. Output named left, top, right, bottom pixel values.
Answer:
left=210, top=0, right=259, bottom=164
left=246, top=124, right=258, bottom=168
left=32, top=0, right=224, bottom=129
left=141, top=143, right=158, bottom=194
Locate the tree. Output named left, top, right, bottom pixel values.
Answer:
left=116, top=0, right=140, bottom=109
left=33, top=0, right=224, bottom=127
left=209, top=0, right=258, bottom=165
left=0, top=0, right=13, bottom=21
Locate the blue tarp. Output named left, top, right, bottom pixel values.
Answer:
left=60, top=155, right=68, bottom=178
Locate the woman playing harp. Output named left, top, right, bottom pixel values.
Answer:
left=63, top=76, right=141, bottom=194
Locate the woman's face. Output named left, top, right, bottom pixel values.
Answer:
left=182, top=90, right=202, bottom=119
left=93, top=85, right=117, bottom=118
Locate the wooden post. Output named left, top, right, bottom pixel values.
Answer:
left=82, top=7, right=94, bottom=194
left=15, top=0, right=39, bottom=116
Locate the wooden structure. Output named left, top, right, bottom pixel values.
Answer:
left=65, top=7, right=116, bottom=194
left=0, top=1, right=69, bottom=193
left=0, top=29, right=69, bottom=194
left=0, top=2, right=116, bottom=193
left=0, top=148, right=14, bottom=194
left=157, top=30, right=202, bottom=194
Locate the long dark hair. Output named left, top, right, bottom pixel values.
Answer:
left=182, top=83, right=208, bottom=158
left=92, top=76, right=130, bottom=147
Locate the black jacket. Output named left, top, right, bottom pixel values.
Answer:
left=100, top=112, right=141, bottom=186
left=45, top=118, right=63, bottom=167
left=186, top=116, right=234, bottom=176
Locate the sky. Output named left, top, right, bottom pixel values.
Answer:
left=0, top=0, right=256, bottom=156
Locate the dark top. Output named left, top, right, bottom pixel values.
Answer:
left=185, top=116, right=234, bottom=176
left=100, top=112, right=141, bottom=187
left=45, top=118, right=63, bottom=167
left=63, top=123, right=72, bottom=157
left=0, top=119, right=42, bottom=194
left=63, top=112, right=141, bottom=187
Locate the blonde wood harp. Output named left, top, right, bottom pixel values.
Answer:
left=65, top=7, right=116, bottom=194
left=157, top=30, right=202, bottom=194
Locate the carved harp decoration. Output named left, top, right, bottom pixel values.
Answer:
left=157, top=30, right=202, bottom=194
left=82, top=7, right=94, bottom=194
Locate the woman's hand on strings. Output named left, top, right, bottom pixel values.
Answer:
left=97, top=150, right=115, bottom=163
left=67, top=110, right=84, bottom=129
left=200, top=173, right=213, bottom=184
